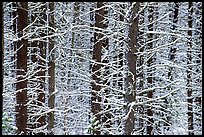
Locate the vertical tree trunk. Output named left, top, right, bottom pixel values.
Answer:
left=194, top=2, right=202, bottom=134
left=48, top=2, right=55, bottom=135
left=15, top=2, right=28, bottom=135
left=2, top=2, right=4, bottom=113
left=118, top=4, right=125, bottom=92
left=124, top=2, right=139, bottom=135
left=187, top=2, right=194, bottom=135
left=146, top=3, right=154, bottom=135
left=91, top=2, right=104, bottom=135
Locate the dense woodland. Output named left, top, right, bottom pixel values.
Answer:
left=2, top=2, right=202, bottom=135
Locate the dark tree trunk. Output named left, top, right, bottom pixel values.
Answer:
left=48, top=2, right=55, bottom=135
left=118, top=4, right=124, bottom=90
left=187, top=2, right=194, bottom=135
left=124, top=2, right=139, bottom=135
left=146, top=3, right=154, bottom=135
left=194, top=2, right=202, bottom=134
left=15, top=2, right=28, bottom=135
left=91, top=2, right=104, bottom=135
left=2, top=2, right=4, bottom=114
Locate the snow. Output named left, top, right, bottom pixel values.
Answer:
left=2, top=2, right=202, bottom=135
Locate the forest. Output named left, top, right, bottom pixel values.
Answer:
left=2, top=2, right=202, bottom=135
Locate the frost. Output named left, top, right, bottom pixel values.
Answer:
left=2, top=1, right=202, bottom=135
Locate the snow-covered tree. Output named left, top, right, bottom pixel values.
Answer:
left=2, top=2, right=202, bottom=135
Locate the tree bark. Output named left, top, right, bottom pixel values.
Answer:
left=124, top=2, right=139, bottom=135
left=2, top=2, right=4, bottom=114
left=15, top=2, right=28, bottom=135
left=194, top=2, right=202, bottom=134
left=48, top=2, right=55, bottom=135
left=146, top=3, right=154, bottom=135
left=91, top=2, right=104, bottom=135
left=187, top=2, right=194, bottom=135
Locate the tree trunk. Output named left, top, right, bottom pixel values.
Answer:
left=48, top=2, right=55, bottom=135
left=124, top=2, right=139, bottom=135
left=146, top=3, right=154, bottom=135
left=187, top=2, right=194, bottom=135
left=91, top=2, right=104, bottom=135
left=194, top=2, right=202, bottom=134
left=15, top=2, right=28, bottom=135
left=2, top=2, right=4, bottom=113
